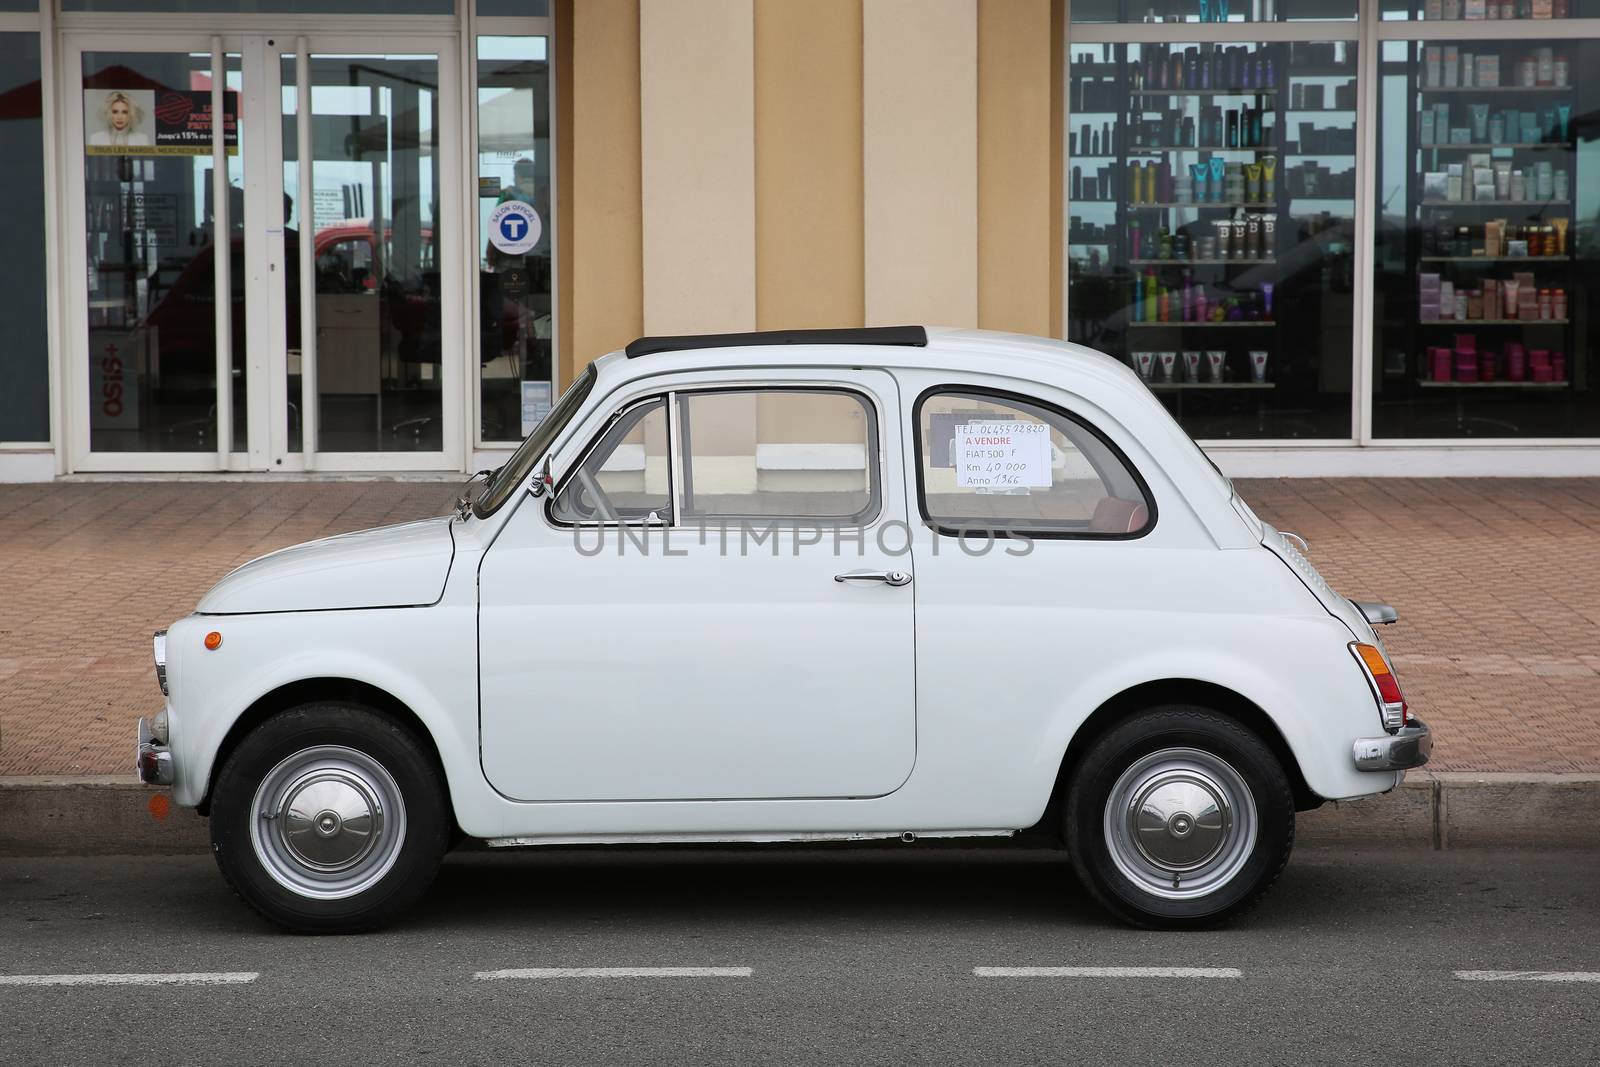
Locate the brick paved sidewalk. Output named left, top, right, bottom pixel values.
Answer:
left=1, top=478, right=1597, bottom=777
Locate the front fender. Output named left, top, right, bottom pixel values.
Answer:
left=165, top=607, right=485, bottom=826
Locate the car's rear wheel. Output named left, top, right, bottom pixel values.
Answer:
left=209, top=702, right=449, bottom=933
left=1065, top=706, right=1294, bottom=929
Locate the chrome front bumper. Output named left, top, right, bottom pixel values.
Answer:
left=1353, top=717, right=1432, bottom=772
left=136, top=716, right=173, bottom=786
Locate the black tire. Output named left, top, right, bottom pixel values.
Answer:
left=1065, top=706, right=1295, bottom=929
left=209, top=702, right=450, bottom=934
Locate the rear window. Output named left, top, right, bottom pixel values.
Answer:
left=915, top=389, right=1154, bottom=538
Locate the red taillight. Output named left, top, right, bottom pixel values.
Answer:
left=1352, top=643, right=1409, bottom=728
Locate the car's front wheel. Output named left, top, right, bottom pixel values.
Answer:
left=1065, top=706, right=1295, bottom=929
left=209, top=702, right=450, bottom=933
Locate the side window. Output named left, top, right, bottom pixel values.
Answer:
left=549, top=398, right=671, bottom=523
left=916, top=390, right=1153, bottom=537
left=679, top=389, right=878, bottom=522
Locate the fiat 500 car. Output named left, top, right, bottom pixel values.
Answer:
left=138, top=326, right=1429, bottom=933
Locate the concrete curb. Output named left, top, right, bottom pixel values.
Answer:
left=2, top=772, right=1598, bottom=857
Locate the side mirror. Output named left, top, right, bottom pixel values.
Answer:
left=529, top=455, right=554, bottom=498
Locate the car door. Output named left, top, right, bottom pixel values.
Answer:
left=477, top=371, right=918, bottom=803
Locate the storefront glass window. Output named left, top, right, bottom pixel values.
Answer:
left=65, top=1, right=451, bottom=12
left=0, top=33, right=48, bottom=443
left=1372, top=37, right=1597, bottom=437
left=1379, top=0, right=1598, bottom=20
left=82, top=50, right=245, bottom=453
left=1072, top=0, right=1357, bottom=23
left=1067, top=39, right=1359, bottom=438
left=478, top=0, right=548, bottom=15
left=476, top=34, right=553, bottom=445
left=280, top=52, right=443, bottom=454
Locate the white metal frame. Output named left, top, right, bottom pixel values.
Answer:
left=469, top=12, right=558, bottom=452
left=56, top=18, right=467, bottom=473
left=1062, top=6, right=1600, bottom=451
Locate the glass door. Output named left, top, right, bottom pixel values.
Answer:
left=273, top=41, right=461, bottom=469
left=66, top=38, right=247, bottom=469
left=64, top=33, right=461, bottom=472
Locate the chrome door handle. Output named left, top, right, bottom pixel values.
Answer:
left=834, top=569, right=912, bottom=587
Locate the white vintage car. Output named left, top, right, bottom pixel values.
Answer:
left=138, top=326, right=1429, bottom=933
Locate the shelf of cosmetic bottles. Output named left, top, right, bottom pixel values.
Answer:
left=1129, top=258, right=1274, bottom=265
left=1419, top=142, right=1573, bottom=151
left=1419, top=199, right=1569, bottom=207
left=1418, top=255, right=1568, bottom=262
left=1415, top=378, right=1568, bottom=388
left=1417, top=318, right=1569, bottom=325
left=1148, top=381, right=1276, bottom=390
left=1418, top=85, right=1570, bottom=94
left=1125, top=145, right=1278, bottom=153
left=1128, top=320, right=1276, bottom=327
left=1129, top=201, right=1277, bottom=209
left=1128, top=87, right=1279, bottom=96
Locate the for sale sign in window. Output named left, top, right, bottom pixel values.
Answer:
left=953, top=421, right=1051, bottom=490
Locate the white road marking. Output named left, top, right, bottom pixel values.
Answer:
left=1454, top=971, right=1600, bottom=983
left=475, top=967, right=753, bottom=980
left=0, top=972, right=258, bottom=987
left=974, top=966, right=1242, bottom=979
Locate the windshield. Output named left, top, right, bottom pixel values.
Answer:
left=472, top=365, right=598, bottom=518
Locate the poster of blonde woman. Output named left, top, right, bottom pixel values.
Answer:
left=86, top=89, right=154, bottom=149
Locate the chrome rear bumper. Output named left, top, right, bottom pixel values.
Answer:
left=136, top=716, right=173, bottom=786
left=1353, top=717, right=1432, bottom=772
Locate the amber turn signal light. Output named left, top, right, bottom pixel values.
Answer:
left=204, top=631, right=223, bottom=651
left=1351, top=642, right=1407, bottom=728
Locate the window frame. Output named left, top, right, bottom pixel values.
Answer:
left=674, top=384, right=884, bottom=527
left=910, top=383, right=1160, bottom=542
left=544, top=392, right=672, bottom=529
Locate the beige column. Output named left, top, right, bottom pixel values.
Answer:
left=639, top=0, right=756, bottom=335
left=568, top=0, right=644, bottom=375
left=977, top=0, right=1053, bottom=338
left=862, top=0, right=978, bottom=328
left=754, top=0, right=864, bottom=331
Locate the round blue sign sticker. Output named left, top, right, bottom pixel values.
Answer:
left=488, top=201, right=541, bottom=255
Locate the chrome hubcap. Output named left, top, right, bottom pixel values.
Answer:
left=250, top=746, right=406, bottom=900
left=1103, top=747, right=1257, bottom=901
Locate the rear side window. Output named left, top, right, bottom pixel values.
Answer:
left=915, top=390, right=1154, bottom=538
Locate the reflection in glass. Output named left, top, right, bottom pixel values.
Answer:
left=83, top=50, right=244, bottom=453
left=1067, top=40, right=1358, bottom=438
left=0, top=32, right=49, bottom=443
left=281, top=53, right=442, bottom=454
left=1379, top=0, right=1596, bottom=22
left=1373, top=38, right=1595, bottom=437
left=476, top=36, right=552, bottom=444
left=1071, top=0, right=1356, bottom=23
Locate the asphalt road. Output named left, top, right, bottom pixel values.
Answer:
left=1, top=844, right=1597, bottom=1065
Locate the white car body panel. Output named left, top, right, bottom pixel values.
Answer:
left=478, top=370, right=917, bottom=802
left=157, top=328, right=1405, bottom=839
left=195, top=517, right=455, bottom=615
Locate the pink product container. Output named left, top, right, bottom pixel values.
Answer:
left=1479, top=350, right=1498, bottom=382
left=1530, top=348, right=1551, bottom=370
left=1506, top=342, right=1526, bottom=381
left=1454, top=352, right=1479, bottom=383
left=1532, top=364, right=1555, bottom=383
left=1430, top=347, right=1453, bottom=381
left=1552, top=351, right=1566, bottom=381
